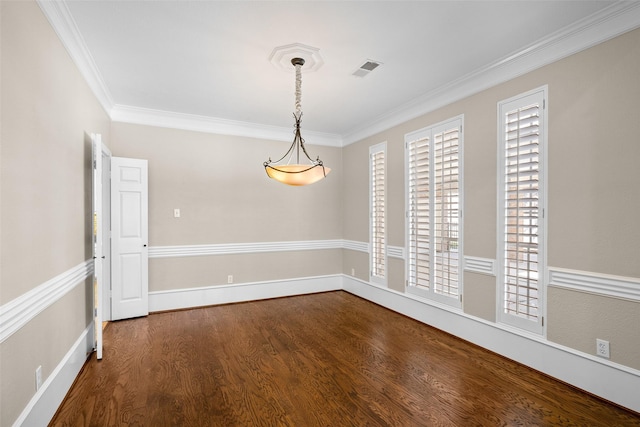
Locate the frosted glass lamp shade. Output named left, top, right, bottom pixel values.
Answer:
left=265, top=164, right=331, bottom=186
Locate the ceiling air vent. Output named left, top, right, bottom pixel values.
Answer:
left=352, top=60, right=382, bottom=78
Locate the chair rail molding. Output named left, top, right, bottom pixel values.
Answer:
left=464, top=256, right=496, bottom=276
left=0, top=260, right=93, bottom=344
left=548, top=267, right=640, bottom=302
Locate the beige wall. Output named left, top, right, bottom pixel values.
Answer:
left=0, top=1, right=111, bottom=425
left=2, top=2, right=640, bottom=424
left=150, top=251, right=342, bottom=292
left=342, top=28, right=640, bottom=368
left=110, top=122, right=343, bottom=293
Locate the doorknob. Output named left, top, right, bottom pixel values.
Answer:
left=143, top=244, right=147, bottom=247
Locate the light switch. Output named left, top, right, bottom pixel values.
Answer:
left=174, top=208, right=181, bottom=218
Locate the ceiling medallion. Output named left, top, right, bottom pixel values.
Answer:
left=268, top=43, right=324, bottom=73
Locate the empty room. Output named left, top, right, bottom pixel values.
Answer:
left=1, top=1, right=640, bottom=425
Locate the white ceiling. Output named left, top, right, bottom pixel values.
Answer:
left=44, top=1, right=640, bottom=145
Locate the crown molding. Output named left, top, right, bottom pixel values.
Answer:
left=37, top=0, right=114, bottom=115
left=342, top=1, right=640, bottom=146
left=40, top=1, right=640, bottom=148
left=111, top=105, right=343, bottom=147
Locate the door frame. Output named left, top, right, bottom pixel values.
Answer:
left=92, top=134, right=112, bottom=359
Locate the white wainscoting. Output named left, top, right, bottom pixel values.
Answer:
left=10, top=247, right=640, bottom=424
left=342, top=275, right=640, bottom=413
left=149, top=275, right=343, bottom=312
left=149, top=240, right=345, bottom=258
left=548, top=267, right=640, bottom=302
left=149, top=239, right=406, bottom=260
left=342, top=240, right=369, bottom=253
left=387, top=246, right=405, bottom=259
left=463, top=256, right=496, bottom=276
left=0, top=260, right=93, bottom=344
left=13, top=323, right=93, bottom=427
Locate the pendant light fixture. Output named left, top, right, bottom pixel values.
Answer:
left=264, top=57, right=331, bottom=186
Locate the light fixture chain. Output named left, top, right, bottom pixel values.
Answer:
left=295, top=63, right=302, bottom=118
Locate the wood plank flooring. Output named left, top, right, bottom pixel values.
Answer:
left=51, top=291, right=640, bottom=426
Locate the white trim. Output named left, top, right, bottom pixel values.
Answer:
left=110, top=105, right=343, bottom=148
left=342, top=276, right=640, bottom=414
left=496, top=86, right=548, bottom=336
left=405, top=116, right=464, bottom=309
left=149, top=275, right=343, bottom=312
left=342, top=2, right=640, bottom=146
left=149, top=240, right=402, bottom=259
left=13, top=323, right=93, bottom=427
left=549, top=267, right=640, bottom=302
left=0, top=260, right=93, bottom=343
left=369, top=142, right=387, bottom=287
left=387, top=246, right=404, bottom=259
left=342, top=240, right=369, bottom=253
left=36, top=0, right=114, bottom=115
left=149, top=239, right=345, bottom=258
left=11, top=273, right=640, bottom=424
left=464, top=256, right=496, bottom=276
left=39, top=0, right=640, bottom=147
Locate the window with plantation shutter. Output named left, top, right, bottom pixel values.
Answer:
left=434, top=127, right=460, bottom=298
left=407, top=136, right=430, bottom=293
left=498, top=87, right=547, bottom=335
left=370, top=142, right=386, bottom=286
left=406, top=117, right=463, bottom=307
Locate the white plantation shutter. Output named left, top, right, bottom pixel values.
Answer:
left=406, top=117, right=463, bottom=307
left=370, top=142, right=386, bottom=286
left=498, top=87, right=546, bottom=334
left=433, top=127, right=460, bottom=298
left=408, top=136, right=430, bottom=291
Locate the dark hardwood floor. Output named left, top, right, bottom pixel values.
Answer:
left=51, top=291, right=640, bottom=426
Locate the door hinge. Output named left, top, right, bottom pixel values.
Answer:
left=541, top=316, right=545, bottom=327
left=543, top=99, right=546, bottom=109
left=93, top=160, right=97, bottom=169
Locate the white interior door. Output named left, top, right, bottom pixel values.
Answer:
left=111, top=157, right=149, bottom=320
left=92, top=134, right=111, bottom=359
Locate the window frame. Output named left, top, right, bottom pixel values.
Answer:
left=496, top=86, right=548, bottom=335
left=370, top=141, right=387, bottom=287
left=405, top=116, right=464, bottom=308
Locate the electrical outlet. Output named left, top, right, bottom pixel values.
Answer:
left=173, top=208, right=181, bottom=218
left=227, top=275, right=233, bottom=284
left=35, top=366, right=43, bottom=391
left=351, top=268, right=355, bottom=276
left=596, top=339, right=610, bottom=358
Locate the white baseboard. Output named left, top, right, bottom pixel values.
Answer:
left=149, top=274, right=343, bottom=312
left=14, top=274, right=640, bottom=426
left=13, top=324, right=93, bottom=427
left=342, top=276, right=640, bottom=414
